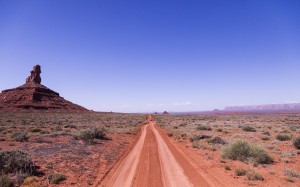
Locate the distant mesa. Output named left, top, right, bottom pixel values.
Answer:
left=0, top=65, right=89, bottom=112
left=224, top=104, right=300, bottom=112
left=162, top=111, right=169, bottom=115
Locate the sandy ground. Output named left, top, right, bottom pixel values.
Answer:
left=96, top=117, right=233, bottom=187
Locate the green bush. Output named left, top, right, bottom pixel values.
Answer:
left=276, top=134, right=292, bottom=141
left=235, top=168, right=247, bottom=176
left=11, top=132, right=29, bottom=142
left=221, top=140, right=273, bottom=164
left=0, top=150, right=35, bottom=174
left=196, top=125, right=212, bottom=131
left=293, top=136, right=300, bottom=149
left=0, top=175, right=13, bottom=187
left=242, top=126, right=256, bottom=132
left=225, top=165, right=231, bottom=170
left=48, top=173, right=66, bottom=184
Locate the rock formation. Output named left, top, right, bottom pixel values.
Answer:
left=0, top=65, right=89, bottom=112
left=26, top=65, right=41, bottom=84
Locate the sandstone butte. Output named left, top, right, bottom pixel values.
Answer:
left=0, top=65, right=89, bottom=112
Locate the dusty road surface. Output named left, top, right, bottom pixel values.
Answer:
left=97, top=117, right=218, bottom=187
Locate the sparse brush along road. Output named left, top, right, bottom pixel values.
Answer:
left=97, top=115, right=218, bottom=187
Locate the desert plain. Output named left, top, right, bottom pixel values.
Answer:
left=0, top=112, right=300, bottom=186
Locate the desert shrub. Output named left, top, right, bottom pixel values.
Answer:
left=0, top=150, right=35, bottom=174
left=225, top=165, right=231, bottom=170
left=11, top=132, right=29, bottom=142
left=221, top=140, right=273, bottom=164
left=293, top=136, right=300, bottom=149
left=0, top=127, right=5, bottom=132
left=242, top=126, right=256, bottom=132
left=93, top=127, right=108, bottom=139
left=0, top=175, right=13, bottom=187
left=192, top=141, right=200, bottom=148
left=284, top=168, right=300, bottom=179
left=181, top=133, right=187, bottom=139
left=216, top=128, right=223, bottom=132
left=261, top=137, right=270, bottom=141
left=189, top=134, right=211, bottom=142
left=48, top=173, right=66, bottom=184
left=262, top=131, right=271, bottom=136
left=207, top=137, right=226, bottom=145
left=196, top=125, right=212, bottom=131
left=29, top=128, right=41, bottom=133
left=276, top=134, right=292, bottom=141
left=179, top=123, right=187, bottom=127
left=280, top=129, right=290, bottom=133
left=168, top=132, right=173, bottom=137
left=247, top=170, right=264, bottom=181
left=22, top=177, right=39, bottom=186
left=235, top=168, right=247, bottom=176
left=75, top=127, right=108, bottom=144
left=173, top=126, right=178, bottom=129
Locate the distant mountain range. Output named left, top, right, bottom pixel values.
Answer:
left=224, top=103, right=300, bottom=112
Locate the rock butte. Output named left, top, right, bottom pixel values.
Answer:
left=0, top=65, right=89, bottom=112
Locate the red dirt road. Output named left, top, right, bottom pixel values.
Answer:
left=97, top=118, right=218, bottom=187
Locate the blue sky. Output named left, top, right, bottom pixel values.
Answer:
left=0, top=0, right=299, bottom=113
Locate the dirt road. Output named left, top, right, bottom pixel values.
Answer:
left=97, top=119, right=216, bottom=187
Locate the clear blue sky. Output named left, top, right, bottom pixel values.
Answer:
left=0, top=0, right=299, bottom=113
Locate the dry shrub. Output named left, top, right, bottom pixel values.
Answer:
left=222, top=140, right=273, bottom=164
left=0, top=150, right=36, bottom=175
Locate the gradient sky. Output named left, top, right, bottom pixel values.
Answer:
left=0, top=0, right=299, bottom=113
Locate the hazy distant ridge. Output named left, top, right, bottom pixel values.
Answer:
left=224, top=103, right=300, bottom=111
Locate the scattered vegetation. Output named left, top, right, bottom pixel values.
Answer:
left=222, top=140, right=273, bottom=164
left=225, top=165, right=231, bottom=170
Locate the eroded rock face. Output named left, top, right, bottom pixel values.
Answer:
left=0, top=65, right=89, bottom=112
left=26, top=65, right=42, bottom=84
